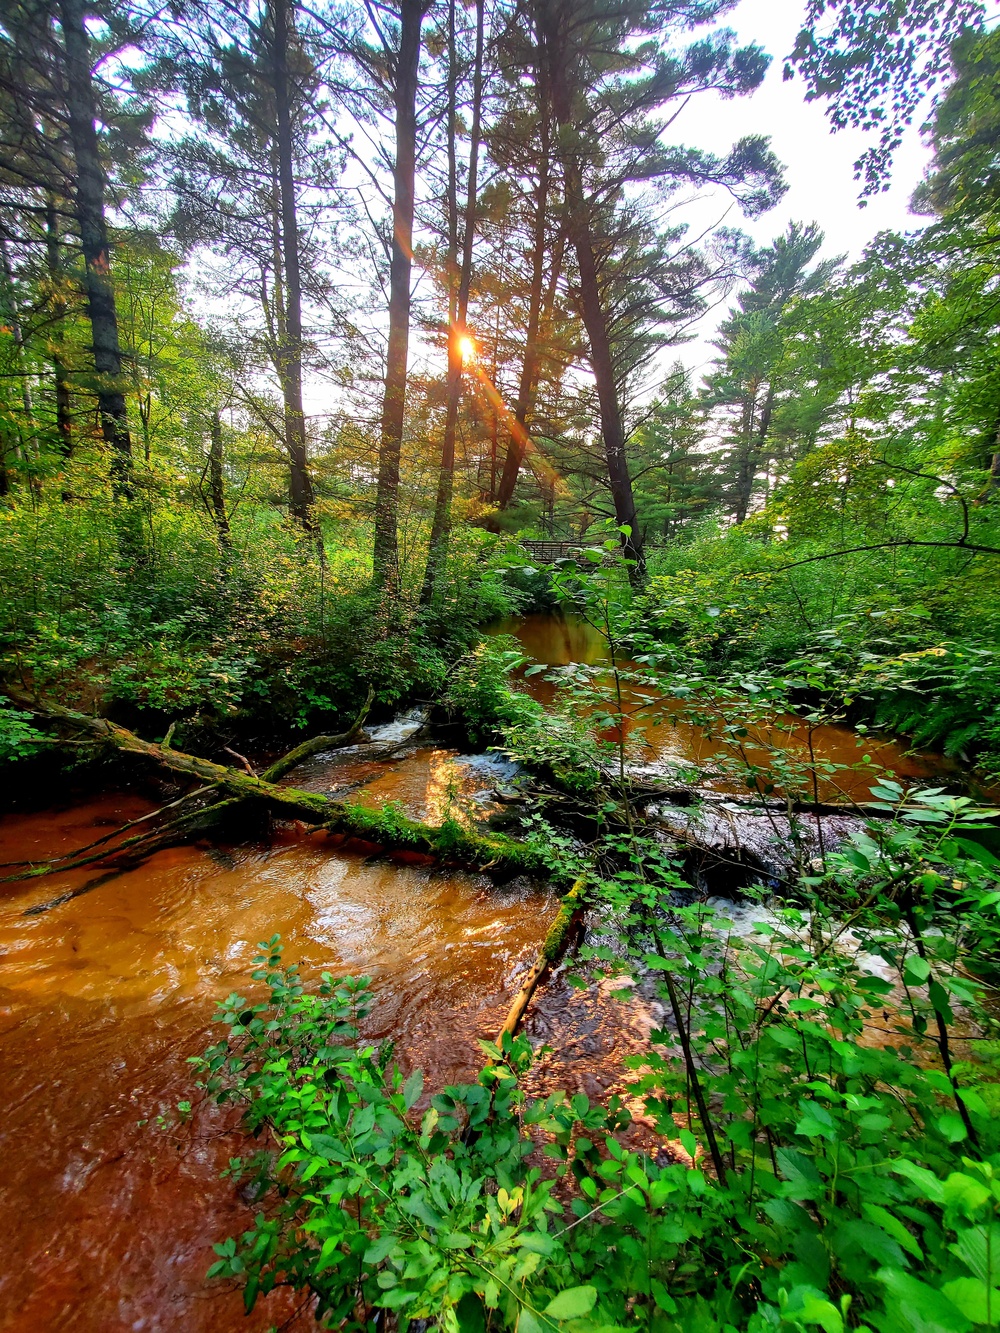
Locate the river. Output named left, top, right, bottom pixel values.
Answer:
left=0, top=612, right=968, bottom=1331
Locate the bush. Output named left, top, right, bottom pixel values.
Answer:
left=196, top=791, right=1000, bottom=1332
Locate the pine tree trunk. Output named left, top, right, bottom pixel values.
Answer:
left=45, top=196, right=74, bottom=461
left=58, top=0, right=132, bottom=496
left=733, top=380, right=772, bottom=525
left=495, top=110, right=551, bottom=514
left=421, top=0, right=484, bottom=603
left=271, top=0, right=315, bottom=530
left=372, top=0, right=424, bottom=592
left=561, top=158, right=644, bottom=578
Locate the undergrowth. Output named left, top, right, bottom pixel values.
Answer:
left=195, top=780, right=1000, bottom=1332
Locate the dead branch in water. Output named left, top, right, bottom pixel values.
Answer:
left=260, top=686, right=375, bottom=782
left=494, top=876, right=589, bottom=1045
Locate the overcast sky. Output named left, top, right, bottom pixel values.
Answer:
left=668, top=0, right=935, bottom=382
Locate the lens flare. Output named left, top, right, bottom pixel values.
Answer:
left=458, top=334, right=476, bottom=364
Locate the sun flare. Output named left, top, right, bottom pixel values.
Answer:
left=457, top=334, right=476, bottom=364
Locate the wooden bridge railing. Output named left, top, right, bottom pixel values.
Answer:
left=518, top=539, right=667, bottom=563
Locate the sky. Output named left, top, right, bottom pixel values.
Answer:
left=667, top=0, right=936, bottom=382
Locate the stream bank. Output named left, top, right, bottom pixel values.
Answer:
left=0, top=611, right=977, bottom=1331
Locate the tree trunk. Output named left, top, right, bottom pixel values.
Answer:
left=44, top=197, right=73, bottom=461
left=271, top=0, right=315, bottom=530
left=207, top=411, right=231, bottom=548
left=733, top=379, right=772, bottom=525
left=372, top=0, right=424, bottom=592
left=0, top=238, right=38, bottom=463
left=58, top=0, right=132, bottom=496
left=421, top=0, right=484, bottom=603
left=495, top=74, right=554, bottom=514
left=561, top=157, right=644, bottom=578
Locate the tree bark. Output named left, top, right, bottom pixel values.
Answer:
left=372, top=0, right=424, bottom=592
left=207, top=411, right=231, bottom=548
left=733, top=380, right=773, bottom=526
left=270, top=0, right=315, bottom=529
left=58, top=0, right=132, bottom=495
left=561, top=157, right=644, bottom=578
left=45, top=195, right=74, bottom=461
left=544, top=22, right=643, bottom=577
left=495, top=73, right=554, bottom=514
left=421, top=0, right=484, bottom=603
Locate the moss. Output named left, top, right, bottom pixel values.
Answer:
left=324, top=800, right=552, bottom=875
left=541, top=876, right=588, bottom=961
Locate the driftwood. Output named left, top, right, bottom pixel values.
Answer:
left=22, top=800, right=242, bottom=914
left=0, top=795, right=237, bottom=885
left=5, top=691, right=553, bottom=880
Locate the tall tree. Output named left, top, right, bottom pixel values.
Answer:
left=271, top=0, right=315, bottom=526
left=705, top=222, right=841, bottom=524
left=369, top=0, right=429, bottom=592
left=491, top=12, right=563, bottom=516
left=421, top=0, right=485, bottom=603
left=160, top=0, right=336, bottom=528
left=58, top=0, right=133, bottom=493
left=531, top=0, right=782, bottom=576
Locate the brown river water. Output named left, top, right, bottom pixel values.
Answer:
left=0, top=613, right=969, bottom=1330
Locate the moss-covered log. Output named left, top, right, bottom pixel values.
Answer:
left=495, top=875, right=588, bottom=1044
left=260, top=686, right=375, bottom=782
left=6, top=691, right=554, bottom=878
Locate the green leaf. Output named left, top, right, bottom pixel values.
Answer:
left=363, top=1233, right=396, bottom=1265
left=950, top=1223, right=1000, bottom=1284
left=940, top=1278, right=1000, bottom=1324
left=518, top=1310, right=544, bottom=1333
left=442, top=1232, right=473, bottom=1249
left=876, top=1269, right=972, bottom=1332
left=903, top=955, right=931, bottom=985
left=518, top=1232, right=555, bottom=1255
left=892, top=1159, right=945, bottom=1204
left=936, top=1112, right=968, bottom=1144
left=544, top=1286, right=598, bottom=1320
left=861, top=1204, right=923, bottom=1260
left=402, top=1069, right=423, bottom=1110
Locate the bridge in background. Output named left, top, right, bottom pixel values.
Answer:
left=518, top=539, right=665, bottom=563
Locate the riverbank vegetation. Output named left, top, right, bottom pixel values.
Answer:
left=3, top=0, right=1000, bottom=1328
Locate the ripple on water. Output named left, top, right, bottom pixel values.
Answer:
left=0, top=794, right=552, bottom=1333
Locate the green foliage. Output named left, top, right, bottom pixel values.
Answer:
left=202, top=782, right=1000, bottom=1331
left=0, top=495, right=522, bottom=744
left=195, top=939, right=578, bottom=1331
left=0, top=697, right=47, bottom=764
left=443, top=635, right=543, bottom=746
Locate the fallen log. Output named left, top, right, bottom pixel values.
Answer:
left=6, top=692, right=554, bottom=879
left=260, top=687, right=375, bottom=782
left=495, top=875, right=588, bottom=1045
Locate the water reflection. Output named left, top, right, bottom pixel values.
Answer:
left=0, top=796, right=550, bottom=1332
left=491, top=612, right=954, bottom=803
